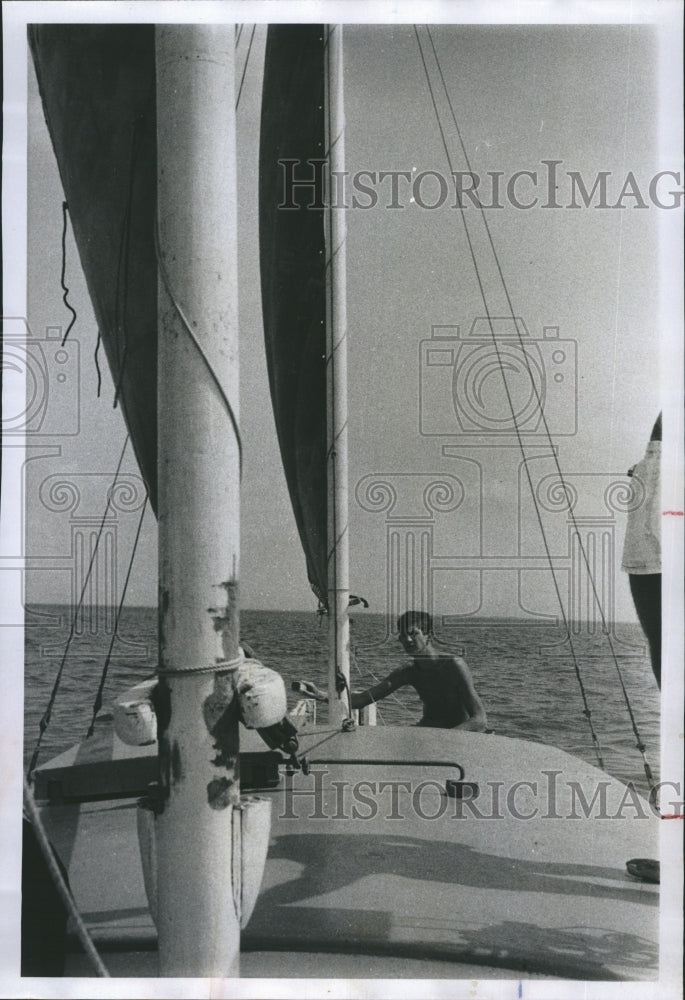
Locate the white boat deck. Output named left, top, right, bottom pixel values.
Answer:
left=35, top=725, right=659, bottom=979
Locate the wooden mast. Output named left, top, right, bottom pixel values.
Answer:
left=154, top=25, right=242, bottom=976
left=325, top=24, right=351, bottom=725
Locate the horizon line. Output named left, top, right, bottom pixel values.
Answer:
left=23, top=601, right=640, bottom=628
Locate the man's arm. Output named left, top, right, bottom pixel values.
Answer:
left=350, top=667, right=412, bottom=710
left=452, top=657, right=487, bottom=732
left=298, top=668, right=412, bottom=708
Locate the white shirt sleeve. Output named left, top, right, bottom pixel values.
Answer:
left=621, top=440, right=661, bottom=574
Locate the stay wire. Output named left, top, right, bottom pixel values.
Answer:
left=23, top=777, right=110, bottom=976
left=156, top=0, right=248, bottom=472
left=413, top=26, right=606, bottom=770
left=86, top=494, right=149, bottom=737
left=422, top=26, right=653, bottom=787
left=236, top=24, right=256, bottom=111
left=154, top=221, right=243, bottom=476
left=27, top=435, right=131, bottom=782
left=350, top=643, right=389, bottom=724
left=297, top=726, right=348, bottom=764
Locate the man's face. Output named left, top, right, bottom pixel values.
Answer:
left=398, top=626, right=429, bottom=655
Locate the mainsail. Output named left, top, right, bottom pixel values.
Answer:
left=29, top=25, right=158, bottom=508
left=259, top=25, right=328, bottom=604
left=30, top=24, right=330, bottom=605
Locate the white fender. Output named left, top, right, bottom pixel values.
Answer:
left=114, top=677, right=158, bottom=746
left=235, top=660, right=287, bottom=729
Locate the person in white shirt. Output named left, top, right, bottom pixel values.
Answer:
left=621, top=414, right=661, bottom=687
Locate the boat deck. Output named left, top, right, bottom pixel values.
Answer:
left=35, top=724, right=659, bottom=979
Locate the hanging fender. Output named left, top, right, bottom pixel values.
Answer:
left=237, top=659, right=300, bottom=761
left=114, top=657, right=296, bottom=757
left=235, top=659, right=288, bottom=729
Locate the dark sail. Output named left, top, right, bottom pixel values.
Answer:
left=29, top=25, right=159, bottom=510
left=30, top=24, right=329, bottom=603
left=259, top=25, right=328, bottom=604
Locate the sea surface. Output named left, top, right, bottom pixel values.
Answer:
left=23, top=605, right=660, bottom=794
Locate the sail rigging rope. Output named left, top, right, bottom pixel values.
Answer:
left=350, top=642, right=389, bottom=725
left=23, top=777, right=110, bottom=977
left=153, top=220, right=243, bottom=476
left=59, top=202, right=77, bottom=345
left=27, top=435, right=131, bottom=782
left=422, top=26, right=655, bottom=786
left=412, top=26, right=610, bottom=770
left=86, top=494, right=149, bottom=738
left=415, top=26, right=655, bottom=787
left=236, top=24, right=257, bottom=110
left=93, top=329, right=103, bottom=397
left=296, top=726, right=349, bottom=764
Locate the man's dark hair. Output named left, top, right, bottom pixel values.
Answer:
left=397, top=610, right=433, bottom=635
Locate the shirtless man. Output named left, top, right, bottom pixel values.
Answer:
left=303, top=610, right=487, bottom=731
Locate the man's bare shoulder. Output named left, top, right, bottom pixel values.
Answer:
left=388, top=663, right=415, bottom=683
left=437, top=654, right=476, bottom=683
left=435, top=653, right=470, bottom=670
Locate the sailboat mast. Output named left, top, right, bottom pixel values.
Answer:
left=324, top=24, right=351, bottom=724
left=154, top=25, right=242, bottom=976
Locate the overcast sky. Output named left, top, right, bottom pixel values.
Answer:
left=23, top=17, right=679, bottom=624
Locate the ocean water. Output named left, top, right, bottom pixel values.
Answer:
left=23, top=605, right=660, bottom=794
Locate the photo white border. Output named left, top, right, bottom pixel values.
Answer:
left=2, top=2, right=682, bottom=998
